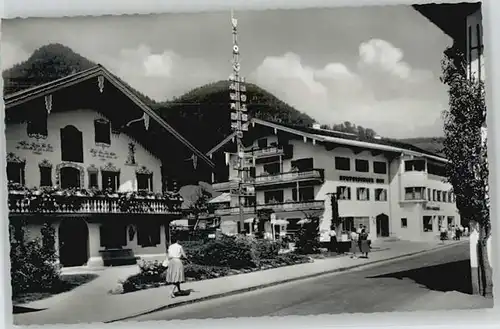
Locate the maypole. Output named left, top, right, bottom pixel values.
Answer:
left=229, top=10, right=253, bottom=233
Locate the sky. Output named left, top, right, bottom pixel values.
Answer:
left=1, top=5, right=453, bottom=138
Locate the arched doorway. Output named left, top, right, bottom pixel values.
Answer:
left=376, top=213, right=390, bottom=237
left=58, top=219, right=89, bottom=267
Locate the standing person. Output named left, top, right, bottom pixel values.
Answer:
left=359, top=229, right=370, bottom=258
left=165, top=238, right=187, bottom=298
left=329, top=228, right=337, bottom=253
left=440, top=225, right=447, bottom=243
left=350, top=229, right=359, bottom=259
left=356, top=224, right=363, bottom=235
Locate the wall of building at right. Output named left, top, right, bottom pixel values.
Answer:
left=466, top=8, right=484, bottom=82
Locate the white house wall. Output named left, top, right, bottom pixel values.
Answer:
left=5, top=109, right=163, bottom=192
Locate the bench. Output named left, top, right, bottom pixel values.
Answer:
left=100, top=248, right=139, bottom=266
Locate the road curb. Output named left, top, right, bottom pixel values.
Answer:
left=106, top=240, right=467, bottom=323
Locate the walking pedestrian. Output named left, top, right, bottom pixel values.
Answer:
left=359, top=229, right=370, bottom=258
left=165, top=238, right=187, bottom=298
left=350, top=229, right=359, bottom=259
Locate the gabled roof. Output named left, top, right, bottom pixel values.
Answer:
left=4, top=65, right=215, bottom=168
left=206, top=118, right=449, bottom=163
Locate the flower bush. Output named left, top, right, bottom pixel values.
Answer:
left=10, top=220, right=62, bottom=296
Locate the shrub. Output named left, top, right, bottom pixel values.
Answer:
left=188, top=235, right=257, bottom=269
left=259, top=253, right=310, bottom=268
left=122, top=260, right=166, bottom=293
left=294, top=217, right=321, bottom=254
left=254, top=238, right=281, bottom=260
left=184, top=263, right=230, bottom=280
left=10, top=220, right=61, bottom=296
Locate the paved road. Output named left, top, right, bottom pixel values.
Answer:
left=131, top=243, right=493, bottom=321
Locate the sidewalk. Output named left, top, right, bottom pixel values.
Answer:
left=13, top=239, right=467, bottom=325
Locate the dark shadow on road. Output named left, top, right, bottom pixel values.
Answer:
left=367, top=259, right=472, bottom=294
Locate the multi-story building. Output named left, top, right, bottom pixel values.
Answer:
left=4, top=65, right=214, bottom=268
left=208, top=118, right=459, bottom=242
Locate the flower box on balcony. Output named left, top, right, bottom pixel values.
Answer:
left=7, top=186, right=183, bottom=215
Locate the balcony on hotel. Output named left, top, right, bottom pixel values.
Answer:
left=401, top=158, right=428, bottom=188
left=213, top=199, right=325, bottom=216
left=212, top=168, right=325, bottom=192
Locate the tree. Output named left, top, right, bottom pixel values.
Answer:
left=295, top=211, right=321, bottom=254
left=184, top=183, right=213, bottom=230
left=440, top=46, right=491, bottom=297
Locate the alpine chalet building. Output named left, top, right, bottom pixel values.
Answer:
left=4, top=65, right=215, bottom=268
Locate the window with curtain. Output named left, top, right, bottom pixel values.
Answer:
left=137, top=173, right=153, bottom=191
left=356, top=187, right=369, bottom=201
left=336, top=186, right=351, bottom=200
left=102, top=171, right=120, bottom=192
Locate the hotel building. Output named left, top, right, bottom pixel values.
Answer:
left=208, top=118, right=460, bottom=242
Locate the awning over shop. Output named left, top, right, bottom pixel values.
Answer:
left=209, top=192, right=231, bottom=204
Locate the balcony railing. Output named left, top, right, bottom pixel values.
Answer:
left=8, top=189, right=183, bottom=215
left=214, top=200, right=325, bottom=216
left=255, top=169, right=324, bottom=185
left=245, top=145, right=284, bottom=158
left=212, top=169, right=325, bottom=192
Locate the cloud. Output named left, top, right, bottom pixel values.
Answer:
left=93, top=44, right=222, bottom=101
left=249, top=38, right=448, bottom=138
left=1, top=41, right=30, bottom=71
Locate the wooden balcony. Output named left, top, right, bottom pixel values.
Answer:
left=7, top=189, right=183, bottom=215
left=214, top=200, right=325, bottom=216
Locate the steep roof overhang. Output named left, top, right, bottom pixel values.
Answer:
left=4, top=65, right=215, bottom=169
left=413, top=2, right=481, bottom=50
